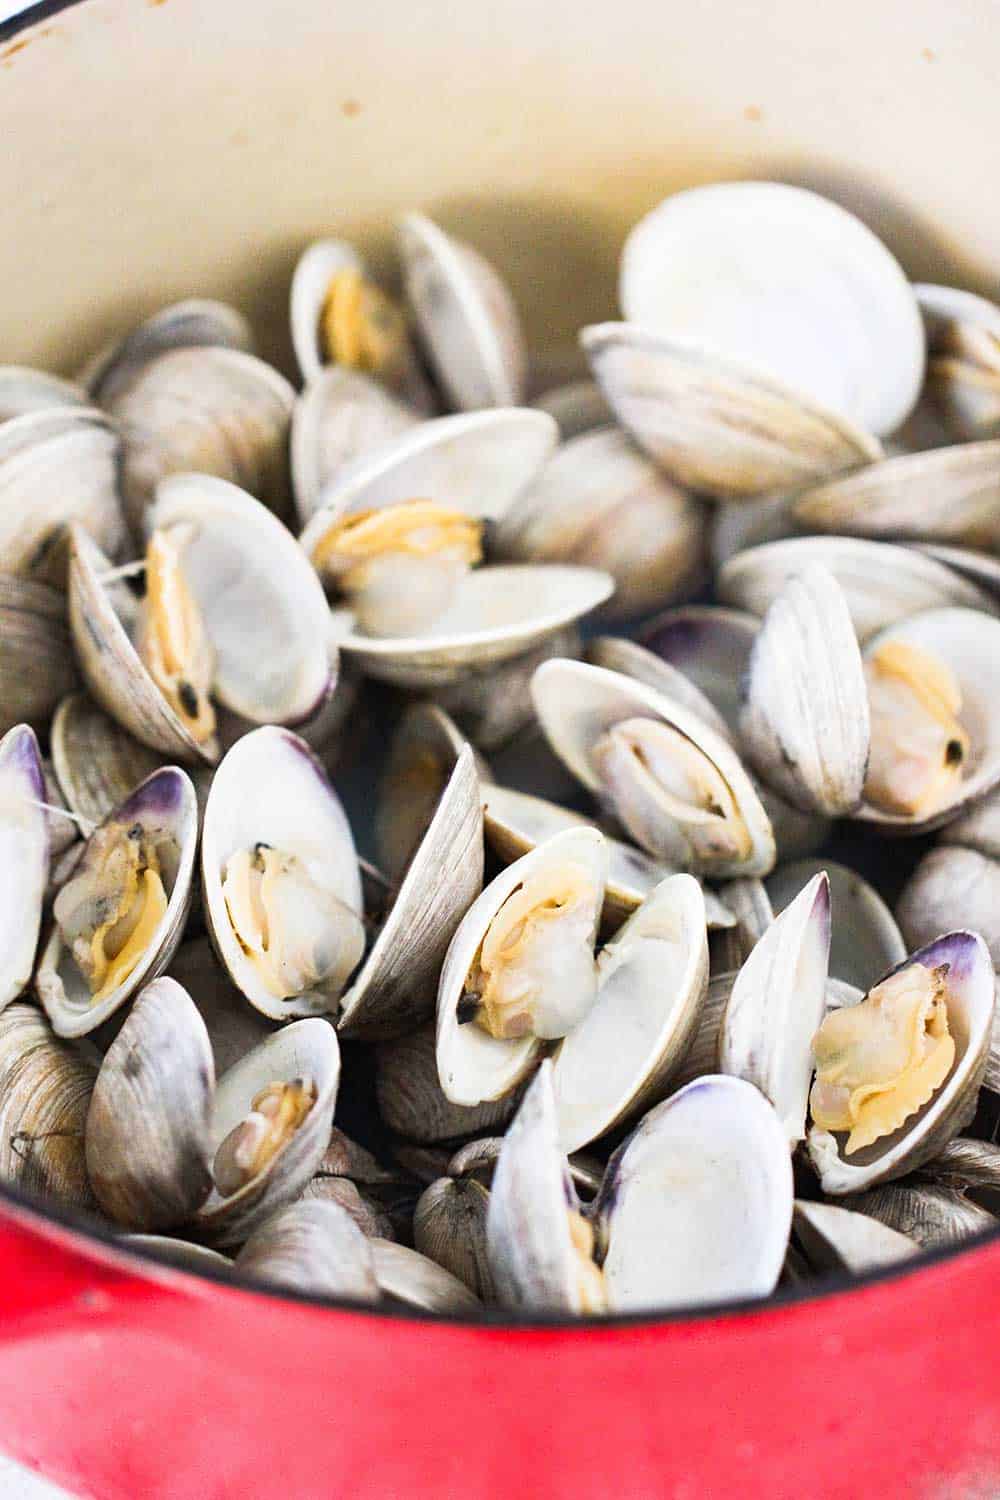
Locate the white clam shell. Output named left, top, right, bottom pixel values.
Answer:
left=619, top=182, right=924, bottom=436
left=436, top=826, right=608, bottom=1107
left=0, top=367, right=87, bottom=423
left=739, top=565, right=870, bottom=817
left=808, top=931, right=996, bottom=1194
left=586, top=633, right=733, bottom=743
left=290, top=238, right=364, bottom=384
left=897, top=846, right=1000, bottom=968
left=371, top=1238, right=481, bottom=1313
left=290, top=366, right=418, bottom=524
left=36, top=766, right=199, bottom=1036
left=375, top=1021, right=520, bottom=1144
left=719, top=536, right=999, bottom=641
left=766, top=858, right=905, bottom=994
left=719, top=871, right=831, bottom=1146
left=552, top=874, right=709, bottom=1152
left=81, top=299, right=253, bottom=407
left=196, top=1017, right=340, bottom=1248
left=597, top=1074, right=793, bottom=1311
left=583, top=322, right=882, bottom=499
left=0, top=577, right=81, bottom=737
left=530, top=379, right=613, bottom=439
left=792, top=1199, right=918, bottom=1275
left=0, top=725, right=49, bottom=1010
left=235, top=1199, right=378, bottom=1303
left=0, top=1002, right=97, bottom=1210
left=531, top=658, right=776, bottom=878
left=201, top=726, right=362, bottom=1021
left=639, top=605, right=759, bottom=736
left=398, top=211, right=526, bottom=410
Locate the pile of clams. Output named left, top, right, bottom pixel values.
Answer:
left=5, top=183, right=1000, bottom=1319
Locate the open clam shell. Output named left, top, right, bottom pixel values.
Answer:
left=235, top=1199, right=378, bottom=1303
left=375, top=1022, right=520, bottom=1143
left=531, top=658, right=776, bottom=878
left=552, top=875, right=709, bottom=1152
left=398, top=211, right=526, bottom=410
left=375, top=702, right=486, bottom=885
left=195, top=1017, right=340, bottom=1248
left=85, top=977, right=215, bottom=1231
left=0, top=367, right=86, bottom=423
left=593, top=1076, right=794, bottom=1312
left=494, top=426, right=707, bottom=620
left=808, top=931, right=996, bottom=1194
left=36, top=766, right=198, bottom=1036
left=289, top=237, right=433, bottom=411
left=81, top=299, right=254, bottom=407
left=201, top=726, right=363, bottom=1021
left=0, top=1003, right=97, bottom=1210
left=583, top=323, right=882, bottom=499
left=108, top=346, right=294, bottom=532
left=915, top=283, right=1000, bottom=441
left=337, top=745, right=484, bottom=1040
left=586, top=633, right=733, bottom=743
left=792, top=441, right=1000, bottom=549
left=290, top=367, right=418, bottom=524
left=619, top=182, right=924, bottom=437
left=481, top=783, right=735, bottom=932
left=639, top=605, right=759, bottom=736
left=436, top=826, right=608, bottom=1106
left=855, top=607, right=1000, bottom=833
left=720, top=871, right=831, bottom=1146
left=0, top=406, right=124, bottom=580
left=792, top=1199, right=918, bottom=1275
left=0, top=576, right=80, bottom=737
left=766, top=858, right=905, bottom=993
left=51, top=694, right=164, bottom=832
left=0, top=725, right=49, bottom=1009
left=371, top=1238, right=481, bottom=1313
left=330, top=563, right=613, bottom=689
left=897, top=847, right=1000, bottom=968
left=486, top=1061, right=597, bottom=1313
left=739, top=565, right=870, bottom=817
left=719, top=535, right=999, bottom=641
left=531, top=378, right=613, bottom=439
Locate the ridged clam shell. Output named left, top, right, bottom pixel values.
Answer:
left=375, top=1023, right=520, bottom=1143
left=375, top=702, right=484, bottom=885
left=0, top=575, right=80, bottom=737
left=0, top=1002, right=97, bottom=1209
left=413, top=1176, right=494, bottom=1300
left=916, top=283, right=1000, bottom=442
left=841, top=1183, right=995, bottom=1249
left=235, top=1199, right=378, bottom=1302
left=792, top=1199, right=918, bottom=1274
left=0, top=725, right=48, bottom=1009
left=897, top=847, right=1000, bottom=968
left=585, top=634, right=732, bottom=743
left=371, top=1238, right=481, bottom=1313
left=51, top=694, right=164, bottom=831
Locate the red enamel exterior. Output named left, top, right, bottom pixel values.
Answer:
left=0, top=1196, right=997, bottom=1499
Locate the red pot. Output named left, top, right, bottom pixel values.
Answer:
left=2, top=0, right=999, bottom=1494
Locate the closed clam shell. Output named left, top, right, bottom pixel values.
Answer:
left=0, top=725, right=49, bottom=1009
left=718, top=536, right=999, bottom=641
left=121, top=1235, right=233, bottom=1276
left=195, top=1018, right=340, bottom=1248
left=792, top=441, right=1000, bottom=550
left=0, top=576, right=80, bottom=737
left=595, top=1075, right=793, bottom=1312
left=481, top=783, right=735, bottom=932
left=290, top=366, right=418, bottom=524
left=300, top=1174, right=396, bottom=1241
left=436, top=826, right=608, bottom=1107
left=398, top=211, right=526, bottom=410
left=947, top=782, right=1000, bottom=860
left=51, top=694, right=164, bottom=831
left=767, top=858, right=905, bottom=993
left=585, top=634, right=732, bottom=743
left=582, top=322, right=882, bottom=500
left=339, top=747, right=483, bottom=1040
left=0, top=407, right=124, bottom=582
left=856, top=607, right=1000, bottom=833
left=530, top=379, right=613, bottom=439
left=897, top=847, right=1000, bottom=968
left=841, top=1183, right=995, bottom=1250
left=36, top=767, right=199, bottom=1037
left=531, top=658, right=776, bottom=878
left=375, top=1022, right=520, bottom=1143
left=720, top=871, right=831, bottom=1146
left=235, top=1199, right=378, bottom=1303
left=81, top=299, right=253, bottom=407
left=494, top=426, right=707, bottom=620
left=0, top=367, right=86, bottom=423
left=619, top=182, right=923, bottom=437
left=486, top=1061, right=592, bottom=1313
left=166, top=938, right=276, bottom=1076
left=413, top=1176, right=494, bottom=1300
left=791, top=1200, right=918, bottom=1275
left=108, top=346, right=294, bottom=532
left=85, top=977, right=215, bottom=1230
left=447, top=1135, right=605, bottom=1200
left=739, top=565, right=870, bottom=817
left=0, top=1002, right=97, bottom=1209
left=431, top=625, right=582, bottom=752
left=201, top=726, right=363, bottom=1021
left=371, top=1238, right=481, bottom=1314
left=330, top=563, right=613, bottom=689
left=552, top=874, right=709, bottom=1152
left=808, top=931, right=996, bottom=1194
